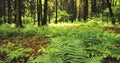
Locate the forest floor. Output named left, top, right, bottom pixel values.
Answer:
left=0, top=23, right=120, bottom=63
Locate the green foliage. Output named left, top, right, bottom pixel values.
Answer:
left=0, top=22, right=120, bottom=63
left=52, top=10, right=70, bottom=22
left=29, top=54, right=63, bottom=63
left=112, top=5, right=120, bottom=15
left=0, top=47, right=10, bottom=53
left=29, top=48, right=63, bottom=63
left=6, top=48, right=32, bottom=63
left=85, top=56, right=103, bottom=63
left=49, top=26, right=120, bottom=63
left=22, top=17, right=32, bottom=24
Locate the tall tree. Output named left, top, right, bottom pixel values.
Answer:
left=0, top=0, right=7, bottom=24
left=106, top=0, right=115, bottom=24
left=71, top=0, right=76, bottom=22
left=91, top=0, right=97, bottom=17
left=42, top=0, right=48, bottom=25
left=16, top=0, right=23, bottom=27
left=83, top=0, right=88, bottom=20
left=14, top=0, right=17, bottom=23
left=7, top=0, right=12, bottom=23
left=37, top=0, right=42, bottom=26
left=29, top=0, right=37, bottom=25
left=55, top=0, right=58, bottom=24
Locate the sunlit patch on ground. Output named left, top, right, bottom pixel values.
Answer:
left=48, top=23, right=80, bottom=27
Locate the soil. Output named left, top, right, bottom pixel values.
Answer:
left=104, top=27, right=120, bottom=34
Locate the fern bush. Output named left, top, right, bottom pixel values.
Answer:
left=28, top=54, right=63, bottom=63
left=6, top=48, right=32, bottom=63
left=0, top=22, right=120, bottom=63
left=28, top=48, right=63, bottom=63
left=50, top=27, right=120, bottom=63
left=85, top=56, right=104, bottom=63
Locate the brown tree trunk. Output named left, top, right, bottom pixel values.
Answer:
left=42, top=0, right=48, bottom=25
left=55, top=0, right=58, bottom=24
left=14, top=0, right=17, bottom=23
left=106, top=0, right=115, bottom=24
left=8, top=0, right=12, bottom=24
left=16, top=0, right=23, bottom=27
left=71, top=0, right=76, bottom=22
left=37, top=0, right=42, bottom=26
left=83, top=0, right=88, bottom=20
left=91, top=0, right=97, bottom=17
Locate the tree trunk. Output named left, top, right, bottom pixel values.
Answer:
left=8, top=0, right=12, bottom=24
left=16, top=0, right=23, bottom=27
left=91, top=0, right=97, bottom=17
left=3, top=0, right=6, bottom=23
left=106, top=0, right=115, bottom=24
left=37, top=0, right=42, bottom=26
left=55, top=0, right=58, bottom=24
left=71, top=0, right=75, bottom=22
left=14, top=0, right=17, bottom=23
left=0, top=1, right=2, bottom=18
left=42, top=0, right=48, bottom=25
left=83, top=0, right=88, bottom=20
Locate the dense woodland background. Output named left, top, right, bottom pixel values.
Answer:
left=0, top=0, right=120, bottom=27
left=0, top=0, right=120, bottom=63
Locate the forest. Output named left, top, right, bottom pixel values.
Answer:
left=0, top=0, right=120, bottom=63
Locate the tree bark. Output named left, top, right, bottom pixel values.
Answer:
left=91, top=0, right=97, bottom=17
left=106, top=0, right=115, bottom=24
left=42, top=0, right=48, bottom=25
left=83, top=0, right=88, bottom=20
left=37, top=0, right=42, bottom=26
left=71, top=0, right=76, bottom=22
left=8, top=0, right=12, bottom=24
left=16, top=0, right=23, bottom=27
left=55, top=0, right=58, bottom=24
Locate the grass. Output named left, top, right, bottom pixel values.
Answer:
left=0, top=21, right=120, bottom=63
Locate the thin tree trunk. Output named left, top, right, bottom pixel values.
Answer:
left=106, top=0, right=115, bottom=24
left=14, top=0, right=17, bottom=23
left=55, top=0, right=58, bottom=24
left=83, top=0, right=88, bottom=20
left=16, top=0, right=23, bottom=27
left=8, top=0, right=12, bottom=24
left=71, top=0, right=75, bottom=22
left=42, top=0, right=48, bottom=25
left=91, top=0, right=97, bottom=17
left=3, top=0, right=6, bottom=23
left=37, top=0, right=42, bottom=26
left=37, top=0, right=40, bottom=26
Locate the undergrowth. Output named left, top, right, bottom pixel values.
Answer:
left=0, top=22, right=120, bottom=63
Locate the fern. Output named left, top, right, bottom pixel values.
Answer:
left=85, top=56, right=103, bottom=63
left=57, top=41, right=88, bottom=63
left=0, top=47, right=10, bottom=53
left=29, top=54, right=63, bottom=63
left=6, top=48, right=32, bottom=63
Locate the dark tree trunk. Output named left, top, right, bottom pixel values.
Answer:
left=91, top=0, right=97, bottom=17
left=55, top=0, right=58, bottom=24
left=83, top=0, right=88, bottom=20
left=0, top=0, right=6, bottom=23
left=14, top=0, right=17, bottom=23
left=106, top=0, right=115, bottom=24
left=39, top=0, right=42, bottom=25
left=37, top=0, right=42, bottom=26
left=0, top=1, right=2, bottom=18
left=16, top=0, right=23, bottom=27
left=3, top=0, right=6, bottom=23
left=0, top=0, right=2, bottom=24
left=42, top=0, right=48, bottom=25
left=101, top=0, right=107, bottom=10
left=71, top=0, right=75, bottom=22
left=8, top=0, right=12, bottom=24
